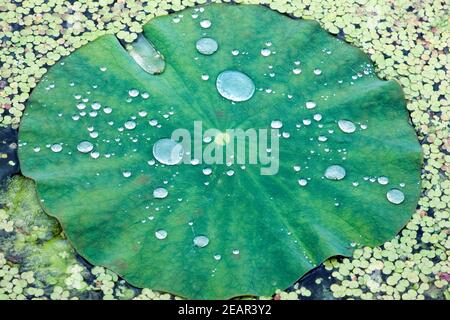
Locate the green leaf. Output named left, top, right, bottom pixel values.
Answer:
left=18, top=4, right=422, bottom=299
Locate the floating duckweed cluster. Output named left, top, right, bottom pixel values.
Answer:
left=0, top=0, right=448, bottom=300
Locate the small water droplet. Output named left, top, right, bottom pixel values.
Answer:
left=193, top=235, right=209, bottom=248
left=153, top=138, right=184, bottom=165
left=216, top=70, right=255, bottom=102
left=298, top=179, right=308, bottom=186
left=51, top=144, right=63, bottom=153
left=338, top=120, right=356, bottom=133
left=387, top=188, right=405, bottom=204
left=155, top=229, right=168, bottom=240
left=128, top=89, right=139, bottom=97
left=33, top=146, right=41, bottom=152
left=232, top=249, right=240, bottom=255
left=90, top=151, right=100, bottom=159
left=203, top=168, right=212, bottom=175
left=196, top=37, right=218, bottom=55
left=226, top=170, right=235, bottom=176
left=103, top=107, right=112, bottom=114
left=260, top=48, right=271, bottom=57
left=231, top=49, right=239, bottom=56
left=293, top=165, right=301, bottom=172
left=153, top=187, right=168, bottom=199
left=200, top=19, right=211, bottom=28
left=122, top=171, right=132, bottom=178
left=378, top=176, right=389, bottom=185
left=314, top=69, right=322, bottom=75
left=324, top=165, right=346, bottom=180
left=201, top=74, right=209, bottom=81
left=271, top=120, right=283, bottom=129
left=214, top=254, right=222, bottom=261
left=124, top=120, right=136, bottom=130
left=305, top=101, right=316, bottom=109
left=292, top=68, right=302, bottom=75
left=77, top=141, right=93, bottom=153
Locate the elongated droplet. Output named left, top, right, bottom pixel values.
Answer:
left=387, top=188, right=404, bottom=204
left=153, top=138, right=184, bottom=165
left=324, top=165, right=346, bottom=180
left=193, top=235, right=209, bottom=248
left=77, top=141, right=93, bottom=153
left=155, top=229, right=167, bottom=240
left=216, top=70, right=255, bottom=102
left=196, top=37, right=218, bottom=55
left=338, top=120, right=356, bottom=133
left=127, top=34, right=165, bottom=74
left=153, top=187, right=168, bottom=199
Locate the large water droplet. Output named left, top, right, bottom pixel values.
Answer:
left=216, top=70, right=255, bottom=102
left=193, top=235, right=209, bottom=248
left=324, top=165, right=346, bottom=180
left=77, top=141, right=93, bottom=153
left=153, top=187, right=168, bottom=199
left=153, top=138, right=184, bottom=165
left=155, top=229, right=168, bottom=240
left=338, top=120, right=356, bottom=133
left=387, top=188, right=404, bottom=204
left=196, top=37, right=218, bottom=55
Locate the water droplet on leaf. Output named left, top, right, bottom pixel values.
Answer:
left=77, top=141, right=94, bottom=153
left=216, top=70, right=255, bottom=102
left=153, top=138, right=184, bottom=165
left=196, top=37, right=218, bottom=55
left=324, top=165, right=346, bottom=180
